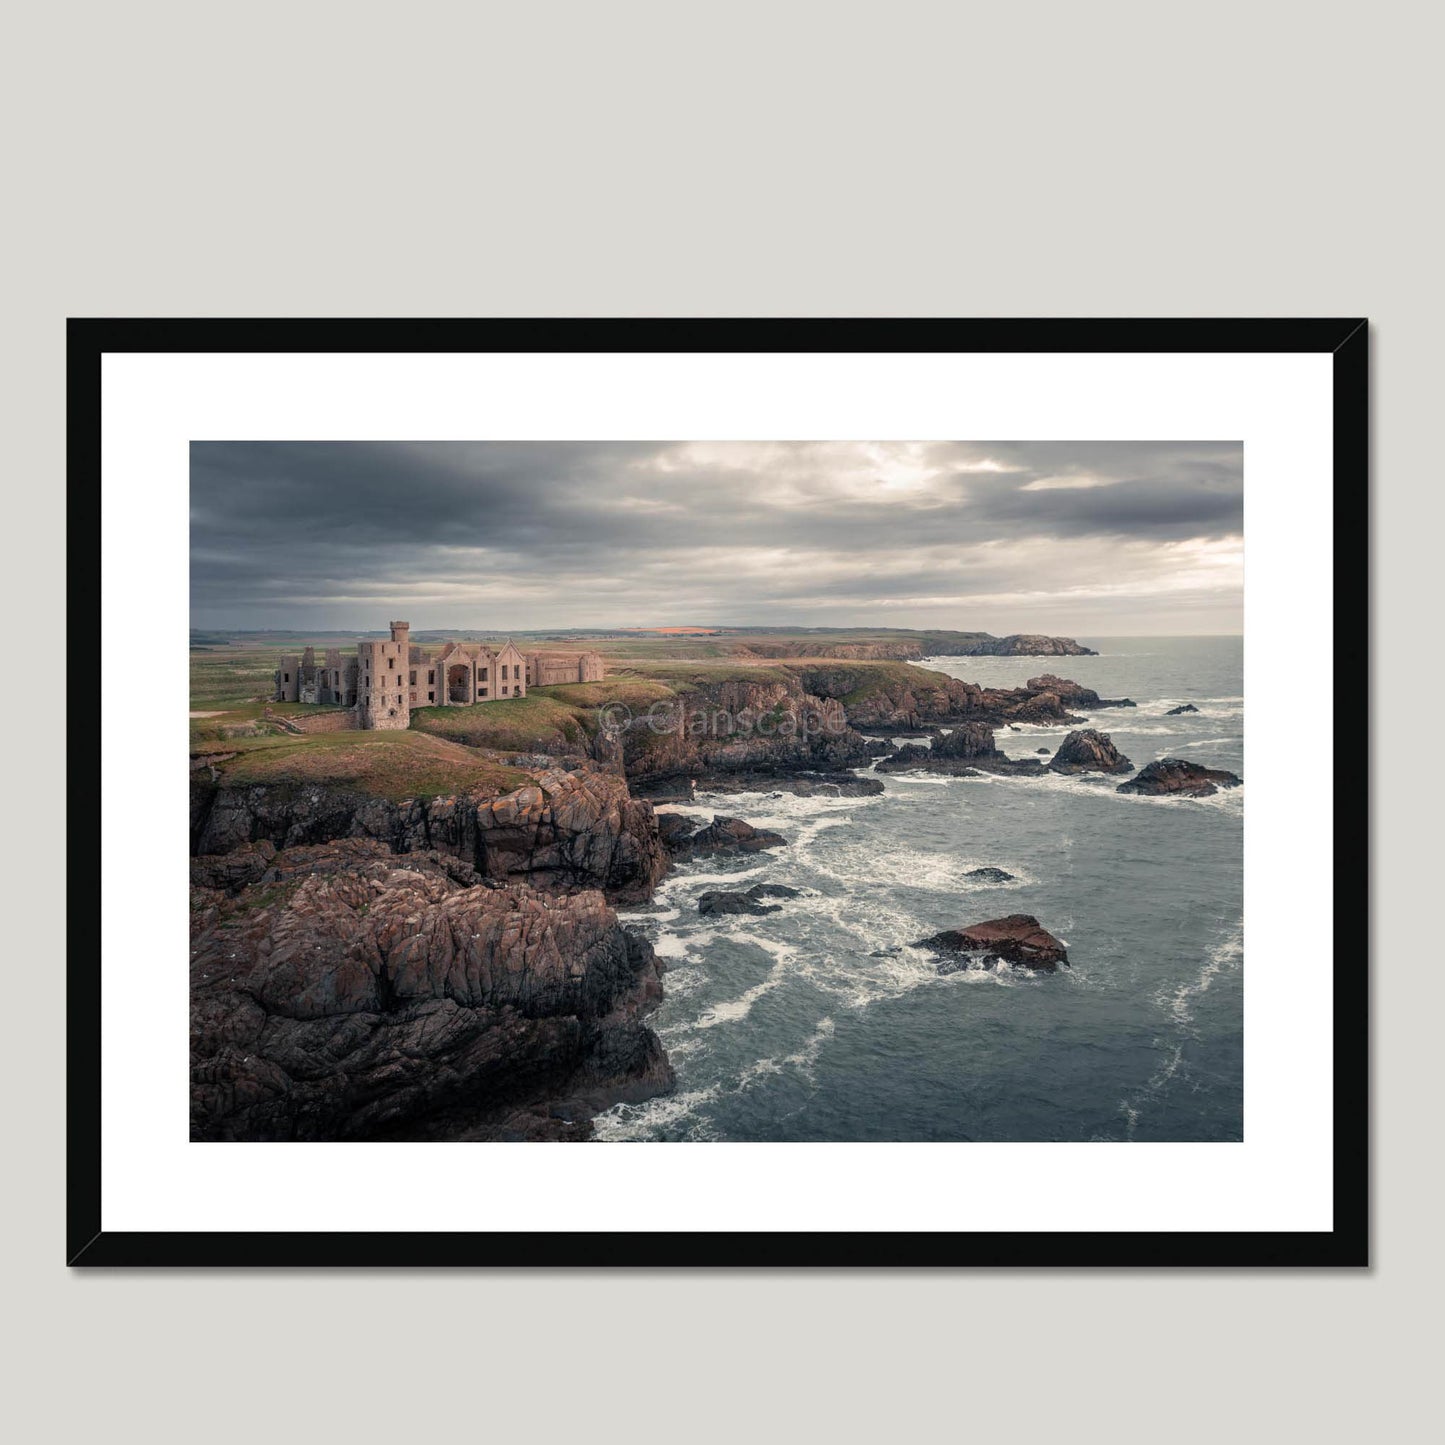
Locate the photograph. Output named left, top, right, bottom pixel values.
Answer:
left=188, top=438, right=1245, bottom=1145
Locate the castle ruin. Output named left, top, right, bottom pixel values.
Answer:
left=274, top=621, right=604, bottom=730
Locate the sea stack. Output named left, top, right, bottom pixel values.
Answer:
left=1048, top=729, right=1134, bottom=775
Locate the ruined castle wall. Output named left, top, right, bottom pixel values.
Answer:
left=494, top=644, right=526, bottom=698
left=525, top=652, right=605, bottom=686
left=409, top=657, right=441, bottom=709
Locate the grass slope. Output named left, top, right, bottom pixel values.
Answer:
left=196, top=730, right=528, bottom=802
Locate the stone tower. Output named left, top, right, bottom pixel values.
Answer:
left=356, top=620, right=411, bottom=730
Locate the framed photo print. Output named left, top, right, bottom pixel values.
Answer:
left=69, top=318, right=1366, bottom=1266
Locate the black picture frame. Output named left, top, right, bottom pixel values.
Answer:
left=68, top=317, right=1368, bottom=1268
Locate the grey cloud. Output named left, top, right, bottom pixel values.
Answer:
left=190, top=440, right=1242, bottom=633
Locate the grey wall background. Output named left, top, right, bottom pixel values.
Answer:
left=6, top=1, right=1432, bottom=1440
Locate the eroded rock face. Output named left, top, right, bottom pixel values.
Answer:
left=916, top=913, right=1069, bottom=972
left=190, top=843, right=673, bottom=1141
left=932, top=722, right=1000, bottom=759
left=619, top=676, right=872, bottom=788
left=1049, top=729, right=1134, bottom=775
left=190, top=763, right=669, bottom=905
left=1117, top=758, right=1242, bottom=798
left=658, top=813, right=787, bottom=857
left=804, top=667, right=1089, bottom=731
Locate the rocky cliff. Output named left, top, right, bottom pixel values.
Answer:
left=795, top=663, right=1090, bottom=731
left=728, top=632, right=1095, bottom=659
left=190, top=842, right=672, bottom=1140
left=615, top=673, right=872, bottom=788
left=191, top=760, right=669, bottom=905
left=958, top=634, right=1095, bottom=657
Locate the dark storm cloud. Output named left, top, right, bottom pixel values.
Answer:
left=190, top=440, right=1242, bottom=632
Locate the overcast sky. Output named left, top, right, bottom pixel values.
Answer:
left=190, top=440, right=1243, bottom=636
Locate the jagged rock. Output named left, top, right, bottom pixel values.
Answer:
left=697, top=883, right=800, bottom=917
left=190, top=762, right=668, bottom=904
left=1027, top=674, right=1135, bottom=709
left=190, top=839, right=278, bottom=894
left=1049, top=729, right=1134, bottom=775
left=658, top=813, right=787, bottom=857
left=932, top=722, right=997, bottom=759
left=875, top=723, right=1046, bottom=777
left=190, top=844, right=673, bottom=1141
left=864, top=739, right=896, bottom=757
left=1165, top=703, right=1200, bottom=716
left=874, top=743, right=979, bottom=776
left=1117, top=758, right=1242, bottom=798
left=916, top=913, right=1069, bottom=972
left=964, top=866, right=1016, bottom=883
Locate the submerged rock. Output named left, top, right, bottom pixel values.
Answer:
left=1164, top=703, right=1200, bottom=716
left=679, top=769, right=885, bottom=798
left=1048, top=729, right=1134, bottom=775
left=697, top=883, right=801, bottom=917
left=916, top=913, right=1070, bottom=973
left=1117, top=758, right=1242, bottom=798
left=964, top=866, right=1016, bottom=883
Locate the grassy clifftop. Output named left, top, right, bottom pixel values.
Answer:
left=193, top=730, right=528, bottom=802
left=410, top=677, right=679, bottom=751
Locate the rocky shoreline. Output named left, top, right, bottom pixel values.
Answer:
left=190, top=658, right=1240, bottom=1141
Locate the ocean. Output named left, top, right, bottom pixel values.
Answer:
left=598, top=636, right=1243, bottom=1142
